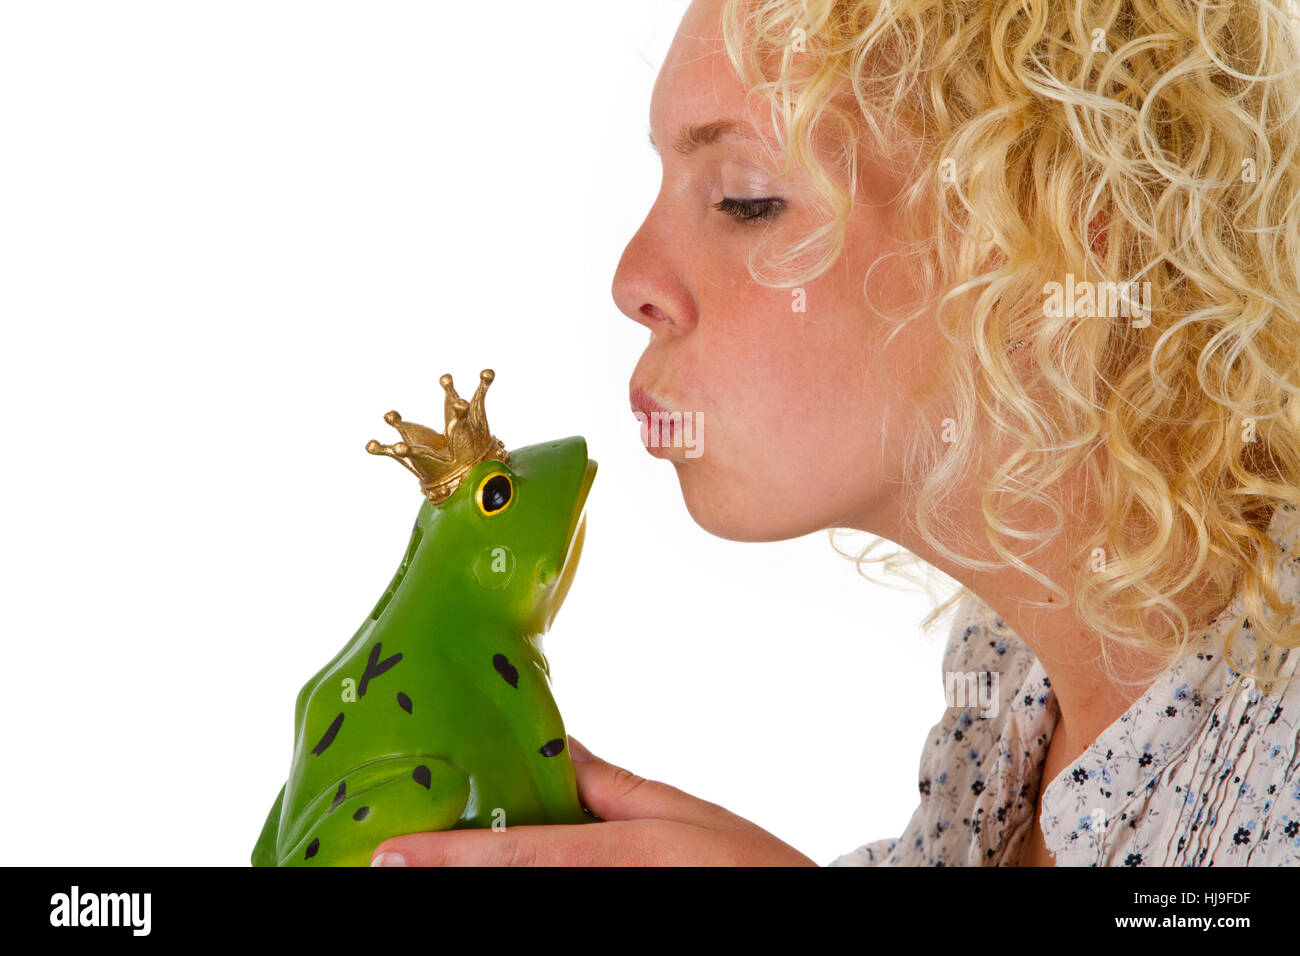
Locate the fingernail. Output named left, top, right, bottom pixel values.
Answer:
left=370, top=852, right=407, bottom=867
left=567, top=735, right=593, bottom=762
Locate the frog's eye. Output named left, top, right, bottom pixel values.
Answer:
left=475, top=471, right=514, bottom=516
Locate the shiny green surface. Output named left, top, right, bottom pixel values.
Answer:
left=252, top=437, right=597, bottom=867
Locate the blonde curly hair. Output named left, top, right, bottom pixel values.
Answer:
left=719, top=0, right=1300, bottom=689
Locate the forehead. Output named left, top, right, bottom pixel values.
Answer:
left=646, top=1, right=916, bottom=199
left=649, top=0, right=754, bottom=135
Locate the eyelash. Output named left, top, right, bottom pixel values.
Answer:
left=713, top=196, right=785, bottom=224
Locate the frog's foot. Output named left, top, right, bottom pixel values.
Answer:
left=277, top=755, right=470, bottom=867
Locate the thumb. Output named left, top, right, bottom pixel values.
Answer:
left=565, top=735, right=722, bottom=826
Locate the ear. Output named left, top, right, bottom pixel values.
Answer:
left=1088, top=208, right=1109, bottom=257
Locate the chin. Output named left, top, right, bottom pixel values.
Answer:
left=670, top=461, right=829, bottom=543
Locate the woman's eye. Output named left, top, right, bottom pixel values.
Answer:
left=712, top=196, right=785, bottom=224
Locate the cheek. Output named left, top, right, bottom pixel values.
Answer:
left=666, top=207, right=922, bottom=536
left=697, top=271, right=870, bottom=385
left=687, top=248, right=890, bottom=452
left=676, top=305, right=891, bottom=532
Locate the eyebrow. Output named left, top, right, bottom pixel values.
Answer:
left=647, top=119, right=761, bottom=156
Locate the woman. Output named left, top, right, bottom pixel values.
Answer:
left=371, top=0, right=1300, bottom=866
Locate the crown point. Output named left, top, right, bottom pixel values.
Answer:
left=369, top=367, right=508, bottom=502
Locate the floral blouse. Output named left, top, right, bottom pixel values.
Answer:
left=830, top=502, right=1300, bottom=866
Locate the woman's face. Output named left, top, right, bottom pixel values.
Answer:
left=611, top=0, right=938, bottom=542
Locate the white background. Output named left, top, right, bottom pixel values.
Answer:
left=0, top=0, right=954, bottom=866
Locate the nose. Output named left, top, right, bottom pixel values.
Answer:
left=610, top=207, right=696, bottom=335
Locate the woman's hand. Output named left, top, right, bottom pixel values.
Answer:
left=369, top=736, right=818, bottom=866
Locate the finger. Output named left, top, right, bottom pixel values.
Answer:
left=371, top=819, right=683, bottom=867
left=566, top=735, right=729, bottom=827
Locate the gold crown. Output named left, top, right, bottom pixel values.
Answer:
left=366, top=368, right=509, bottom=503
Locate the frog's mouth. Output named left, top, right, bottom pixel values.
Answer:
left=549, top=457, right=596, bottom=618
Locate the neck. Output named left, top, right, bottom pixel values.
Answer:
left=844, top=485, right=1172, bottom=775
left=963, top=570, right=1165, bottom=766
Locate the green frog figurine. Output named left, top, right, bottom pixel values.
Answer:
left=252, top=368, right=597, bottom=867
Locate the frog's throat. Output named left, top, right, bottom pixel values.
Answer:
left=532, top=459, right=595, bottom=633
left=549, top=512, right=587, bottom=620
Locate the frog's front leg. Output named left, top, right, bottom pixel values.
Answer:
left=279, top=756, right=471, bottom=867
